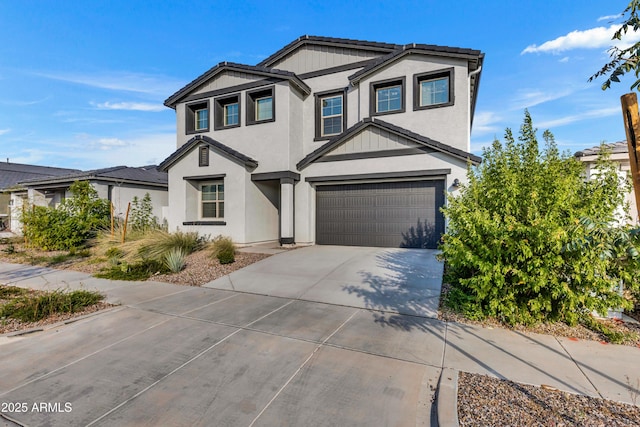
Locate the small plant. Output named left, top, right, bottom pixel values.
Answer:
left=0, top=289, right=103, bottom=322
left=3, top=243, right=15, bottom=254
left=164, top=248, right=187, bottom=273
left=95, top=259, right=169, bottom=281
left=210, top=236, right=236, bottom=264
left=138, top=230, right=203, bottom=261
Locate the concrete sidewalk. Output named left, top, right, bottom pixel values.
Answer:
left=0, top=258, right=638, bottom=426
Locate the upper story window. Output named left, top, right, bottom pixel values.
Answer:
left=247, top=87, right=275, bottom=125
left=186, top=101, right=209, bottom=134
left=414, top=68, right=454, bottom=110
left=315, top=88, right=347, bottom=140
left=224, top=102, right=239, bottom=126
left=214, top=94, right=241, bottom=130
left=370, top=77, right=406, bottom=116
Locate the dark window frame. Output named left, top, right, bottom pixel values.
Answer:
left=198, top=145, right=209, bottom=167
left=413, top=68, right=455, bottom=111
left=214, top=93, right=241, bottom=130
left=246, top=86, right=275, bottom=126
left=186, top=100, right=210, bottom=134
left=314, top=88, right=348, bottom=141
left=369, top=76, right=406, bottom=117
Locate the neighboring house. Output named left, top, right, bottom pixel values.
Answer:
left=10, top=165, right=168, bottom=233
left=575, top=141, right=638, bottom=224
left=160, top=35, right=483, bottom=248
left=0, top=161, right=81, bottom=231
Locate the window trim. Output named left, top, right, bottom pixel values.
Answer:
left=314, top=88, right=347, bottom=141
left=413, top=68, right=455, bottom=111
left=370, top=76, right=406, bottom=117
left=246, top=86, right=275, bottom=125
left=200, top=180, right=224, bottom=220
left=198, top=145, right=209, bottom=167
left=186, top=100, right=210, bottom=134
left=214, top=94, right=241, bottom=130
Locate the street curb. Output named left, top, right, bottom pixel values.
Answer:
left=436, top=368, right=459, bottom=427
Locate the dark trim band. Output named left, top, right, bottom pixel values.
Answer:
left=183, top=221, right=227, bottom=226
left=305, top=169, right=451, bottom=183
left=183, top=174, right=227, bottom=181
left=251, top=171, right=300, bottom=181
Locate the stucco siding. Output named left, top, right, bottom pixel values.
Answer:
left=245, top=180, right=279, bottom=243
left=358, top=55, right=471, bottom=152
left=110, top=186, right=168, bottom=223
left=166, top=145, right=249, bottom=243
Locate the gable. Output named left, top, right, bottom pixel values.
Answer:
left=193, top=70, right=265, bottom=95
left=324, top=126, right=423, bottom=158
left=270, top=44, right=383, bottom=75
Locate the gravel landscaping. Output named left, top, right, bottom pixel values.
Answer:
left=458, top=371, right=640, bottom=426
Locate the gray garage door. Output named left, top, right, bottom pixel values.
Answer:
left=315, top=180, right=445, bottom=248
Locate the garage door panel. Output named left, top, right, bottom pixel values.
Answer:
left=316, top=180, right=445, bottom=248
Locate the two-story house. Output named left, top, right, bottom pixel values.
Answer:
left=159, top=36, right=483, bottom=248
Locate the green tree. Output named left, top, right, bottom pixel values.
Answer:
left=21, top=181, right=110, bottom=250
left=590, top=0, right=640, bottom=91
left=441, top=111, right=639, bottom=325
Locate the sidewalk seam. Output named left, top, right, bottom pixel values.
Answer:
left=555, top=336, right=603, bottom=399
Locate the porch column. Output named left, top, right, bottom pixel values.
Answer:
left=279, top=177, right=295, bottom=245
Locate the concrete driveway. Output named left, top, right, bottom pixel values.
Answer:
left=205, top=245, right=444, bottom=318
left=0, top=246, right=445, bottom=426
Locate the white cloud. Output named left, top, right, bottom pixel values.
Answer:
left=597, top=14, right=621, bottom=22
left=559, top=56, right=570, bottom=63
left=0, top=128, right=10, bottom=136
left=521, top=24, right=640, bottom=54
left=33, top=70, right=184, bottom=97
left=536, top=106, right=620, bottom=129
left=91, top=101, right=165, bottom=112
left=511, top=88, right=573, bottom=109
left=472, top=111, right=503, bottom=135
left=94, top=138, right=128, bottom=150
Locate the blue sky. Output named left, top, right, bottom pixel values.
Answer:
left=0, top=0, right=638, bottom=170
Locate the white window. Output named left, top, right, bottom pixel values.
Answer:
left=255, top=96, right=273, bottom=121
left=224, top=103, right=239, bottom=126
left=420, top=77, right=449, bottom=106
left=376, top=85, right=402, bottom=113
left=201, top=182, right=224, bottom=219
left=321, top=95, right=343, bottom=136
left=195, top=108, right=208, bottom=130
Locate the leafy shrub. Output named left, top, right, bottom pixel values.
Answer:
left=130, top=193, right=158, bottom=232
left=0, top=289, right=103, bottom=322
left=138, top=230, right=203, bottom=261
left=21, top=181, right=110, bottom=250
left=164, top=248, right=187, bottom=273
left=441, top=111, right=638, bottom=326
left=210, top=236, right=235, bottom=264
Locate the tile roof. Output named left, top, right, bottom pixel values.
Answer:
left=17, top=165, right=167, bottom=187
left=0, top=162, right=80, bottom=190
left=158, top=135, right=259, bottom=171
left=164, top=62, right=311, bottom=108
left=575, top=141, right=629, bottom=157
left=256, top=35, right=401, bottom=68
